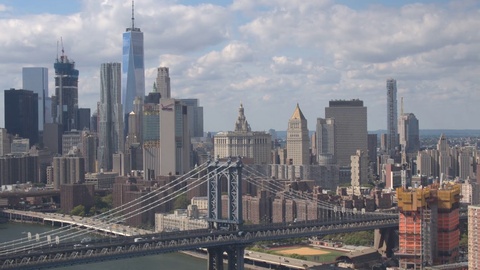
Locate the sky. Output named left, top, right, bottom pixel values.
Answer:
left=0, top=0, right=479, bottom=132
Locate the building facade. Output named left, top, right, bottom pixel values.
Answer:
left=4, top=89, right=39, bottom=146
left=398, top=112, right=420, bottom=154
left=286, top=104, right=310, bottom=165
left=386, top=78, right=398, bottom=156
left=52, top=148, right=85, bottom=189
left=98, top=62, right=124, bottom=171
left=52, top=50, right=79, bottom=132
left=122, top=6, right=144, bottom=137
left=325, top=99, right=367, bottom=167
left=22, top=67, right=49, bottom=132
left=316, top=117, right=335, bottom=166
left=214, top=104, right=271, bottom=165
left=468, top=205, right=480, bottom=269
left=155, top=67, right=170, bottom=99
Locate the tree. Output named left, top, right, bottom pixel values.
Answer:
left=70, top=205, right=86, bottom=216
left=173, top=194, right=189, bottom=209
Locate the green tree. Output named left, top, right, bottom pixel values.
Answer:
left=173, top=194, right=189, bottom=209
left=70, top=205, right=86, bottom=216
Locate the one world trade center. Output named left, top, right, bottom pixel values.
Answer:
left=122, top=1, right=144, bottom=138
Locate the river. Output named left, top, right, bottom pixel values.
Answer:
left=0, top=222, right=206, bottom=270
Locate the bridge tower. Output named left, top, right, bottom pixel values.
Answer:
left=206, top=156, right=245, bottom=270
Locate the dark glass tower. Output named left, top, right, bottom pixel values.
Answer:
left=52, top=48, right=79, bottom=133
left=122, top=1, right=144, bottom=137
left=4, top=88, right=39, bottom=146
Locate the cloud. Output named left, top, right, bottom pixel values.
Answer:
left=0, top=0, right=479, bottom=132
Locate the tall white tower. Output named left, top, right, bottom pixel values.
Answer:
left=286, top=103, right=310, bottom=165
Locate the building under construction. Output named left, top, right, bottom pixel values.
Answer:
left=396, top=182, right=460, bottom=269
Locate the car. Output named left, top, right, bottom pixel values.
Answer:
left=73, top=244, right=83, bottom=249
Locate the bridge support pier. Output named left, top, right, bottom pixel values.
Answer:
left=208, top=245, right=245, bottom=270
left=374, top=227, right=396, bottom=257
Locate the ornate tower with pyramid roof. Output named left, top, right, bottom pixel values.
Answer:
left=286, top=103, right=310, bottom=165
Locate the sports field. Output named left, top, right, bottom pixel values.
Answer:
left=271, top=246, right=346, bottom=263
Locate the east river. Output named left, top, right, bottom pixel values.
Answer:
left=0, top=222, right=206, bottom=270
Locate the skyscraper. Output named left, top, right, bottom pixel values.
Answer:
left=52, top=48, right=79, bottom=132
left=315, top=117, right=335, bottom=165
left=398, top=113, right=419, bottom=154
left=386, top=78, right=398, bottom=155
left=22, top=67, right=48, bottom=132
left=325, top=99, right=367, bottom=167
left=156, top=67, right=170, bottom=99
left=122, top=1, right=145, bottom=137
left=98, top=62, right=124, bottom=171
left=286, top=103, right=310, bottom=165
left=4, top=88, right=39, bottom=146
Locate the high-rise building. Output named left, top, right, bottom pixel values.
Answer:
left=143, top=102, right=160, bottom=180
left=0, top=128, right=11, bottom=156
left=159, top=98, right=191, bottom=175
left=81, top=131, right=97, bottom=173
left=122, top=1, right=145, bottom=137
left=4, top=88, right=39, bottom=146
left=468, top=205, right=480, bottom=269
left=22, top=67, right=48, bottom=132
left=180, top=99, right=204, bottom=138
left=398, top=113, right=419, bottom=154
left=76, top=108, right=91, bottom=131
left=52, top=48, right=79, bottom=132
left=52, top=147, right=85, bottom=189
left=98, top=62, right=124, bottom=171
left=325, top=99, right=367, bottom=167
left=350, top=150, right=368, bottom=189
left=286, top=104, right=310, bottom=165
left=396, top=183, right=460, bottom=268
left=62, top=130, right=81, bottom=155
left=316, top=117, right=335, bottom=165
left=156, top=67, right=170, bottom=99
left=214, top=104, right=271, bottom=165
left=386, top=78, right=398, bottom=156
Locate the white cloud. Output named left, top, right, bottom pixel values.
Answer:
left=0, top=0, right=479, bottom=132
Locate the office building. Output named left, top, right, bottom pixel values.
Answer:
left=325, top=99, right=367, bottom=167
left=316, top=117, right=335, bottom=165
left=62, top=130, right=81, bottom=155
left=4, top=88, right=39, bottom=146
left=386, top=78, right=398, bottom=155
left=398, top=113, right=419, bottom=154
left=180, top=99, right=204, bottom=138
left=98, top=62, right=124, bottom=171
left=60, top=183, right=94, bottom=213
left=214, top=104, right=271, bottom=165
left=156, top=67, right=170, bottom=99
left=396, top=183, right=460, bottom=268
left=43, top=123, right=63, bottom=155
left=76, top=108, right=91, bottom=131
left=468, top=205, right=480, bottom=269
left=81, top=131, right=97, bottom=173
left=286, top=103, right=310, bottom=165
left=52, top=48, right=79, bottom=132
left=0, top=129, right=11, bottom=156
left=22, top=67, right=48, bottom=132
left=122, top=2, right=145, bottom=136
left=143, top=101, right=160, bottom=180
left=159, top=98, right=191, bottom=175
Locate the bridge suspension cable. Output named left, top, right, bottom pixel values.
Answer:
left=0, top=161, right=210, bottom=254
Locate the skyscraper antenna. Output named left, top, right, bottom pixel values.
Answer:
left=131, top=0, right=135, bottom=30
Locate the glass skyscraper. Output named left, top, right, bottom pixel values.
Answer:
left=22, top=67, right=48, bottom=132
left=122, top=3, right=144, bottom=137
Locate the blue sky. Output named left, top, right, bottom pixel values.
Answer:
left=0, top=0, right=479, bottom=131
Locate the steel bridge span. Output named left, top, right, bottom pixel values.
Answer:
left=0, top=214, right=398, bottom=269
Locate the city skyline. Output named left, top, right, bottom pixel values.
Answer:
left=0, top=0, right=479, bottom=132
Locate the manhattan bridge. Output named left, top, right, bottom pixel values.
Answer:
left=0, top=157, right=398, bottom=269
